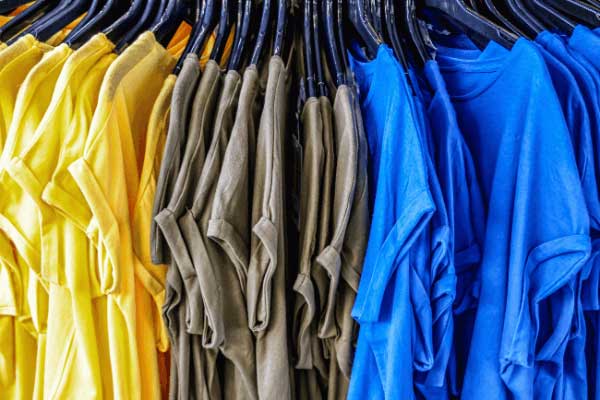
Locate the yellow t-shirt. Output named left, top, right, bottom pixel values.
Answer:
left=132, top=73, right=176, bottom=400
left=68, top=31, right=175, bottom=400
left=0, top=37, right=69, bottom=400
left=6, top=34, right=116, bottom=399
left=0, top=35, right=52, bottom=149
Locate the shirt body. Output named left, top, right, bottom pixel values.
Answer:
left=67, top=32, right=176, bottom=399
left=348, top=45, right=435, bottom=400
left=438, top=38, right=590, bottom=400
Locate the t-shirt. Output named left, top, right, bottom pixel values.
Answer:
left=67, top=32, right=175, bottom=399
left=438, top=38, right=590, bottom=400
left=151, top=53, right=201, bottom=265
left=410, top=65, right=455, bottom=399
left=348, top=44, right=435, bottom=399
left=0, top=35, right=53, bottom=153
left=245, top=55, right=294, bottom=400
left=419, top=60, right=486, bottom=396
left=5, top=34, right=115, bottom=399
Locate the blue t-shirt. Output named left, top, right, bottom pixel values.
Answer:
left=348, top=44, right=436, bottom=400
left=438, top=38, right=591, bottom=400
left=410, top=66, right=456, bottom=399
left=416, top=59, right=487, bottom=396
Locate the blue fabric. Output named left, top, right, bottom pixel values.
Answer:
left=417, top=60, right=487, bottom=396
left=438, top=38, right=591, bottom=400
left=563, top=26, right=600, bottom=400
left=410, top=66, right=456, bottom=400
left=348, top=44, right=435, bottom=400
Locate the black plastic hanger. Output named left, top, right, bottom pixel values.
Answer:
left=177, top=0, right=218, bottom=67
left=312, top=0, right=326, bottom=95
left=0, top=0, right=61, bottom=42
left=227, top=0, right=251, bottom=70
left=150, top=0, right=171, bottom=26
left=384, top=0, right=410, bottom=70
left=502, top=0, right=545, bottom=35
left=370, top=0, right=385, bottom=36
left=480, top=0, right=529, bottom=38
left=273, top=0, right=286, bottom=57
left=65, top=0, right=105, bottom=41
left=322, top=0, right=344, bottom=85
left=424, top=0, right=518, bottom=48
left=401, top=0, right=431, bottom=66
left=115, top=0, right=161, bottom=51
left=65, top=0, right=129, bottom=47
left=542, top=0, right=600, bottom=27
left=303, top=0, right=316, bottom=97
left=103, top=0, right=146, bottom=45
left=348, top=0, right=383, bottom=58
left=583, top=0, right=600, bottom=10
left=522, top=0, right=576, bottom=33
left=249, top=0, right=272, bottom=65
left=335, top=0, right=351, bottom=80
left=0, top=0, right=29, bottom=15
left=210, top=0, right=232, bottom=61
left=22, top=0, right=91, bottom=43
left=152, top=0, right=190, bottom=48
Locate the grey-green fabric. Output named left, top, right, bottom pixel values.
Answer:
left=325, top=84, right=370, bottom=400
left=151, top=53, right=200, bottom=264
left=247, top=55, right=294, bottom=400
left=156, top=60, right=222, bottom=337
left=179, top=69, right=259, bottom=400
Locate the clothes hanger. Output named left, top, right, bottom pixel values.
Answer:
left=582, top=0, right=600, bottom=10
left=103, top=0, right=147, bottom=46
left=502, top=0, right=545, bottom=35
left=424, top=0, right=518, bottom=49
left=0, top=0, right=61, bottom=42
left=249, top=0, right=272, bottom=66
left=322, top=0, right=345, bottom=86
left=348, top=0, right=383, bottom=58
left=480, top=0, right=529, bottom=38
left=303, top=0, right=316, bottom=97
left=64, top=0, right=105, bottom=41
left=150, top=0, right=172, bottom=27
left=542, top=0, right=600, bottom=27
left=210, top=0, right=232, bottom=62
left=383, top=0, right=411, bottom=70
left=312, top=0, right=327, bottom=95
left=175, top=0, right=218, bottom=70
left=272, top=0, right=287, bottom=57
left=17, top=0, right=90, bottom=43
left=400, top=0, right=432, bottom=66
left=152, top=0, right=191, bottom=49
left=65, top=0, right=129, bottom=47
left=227, top=0, right=251, bottom=71
left=115, top=0, right=161, bottom=51
left=0, top=0, right=30, bottom=15
left=370, top=0, right=385, bottom=36
left=335, top=0, right=351, bottom=80
left=522, top=0, right=577, bottom=33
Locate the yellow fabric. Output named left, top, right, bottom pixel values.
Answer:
left=0, top=15, right=12, bottom=27
left=0, top=35, right=54, bottom=400
left=9, top=4, right=31, bottom=16
left=0, top=38, right=70, bottom=400
left=67, top=31, right=175, bottom=400
left=2, top=34, right=116, bottom=399
left=0, top=35, right=52, bottom=150
left=132, top=73, right=176, bottom=400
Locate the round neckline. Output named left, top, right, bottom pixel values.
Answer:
left=438, top=38, right=528, bottom=101
left=348, top=44, right=405, bottom=108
